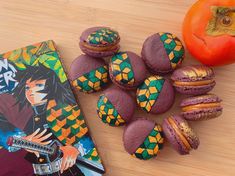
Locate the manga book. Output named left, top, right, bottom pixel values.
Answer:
left=0, top=40, right=104, bottom=176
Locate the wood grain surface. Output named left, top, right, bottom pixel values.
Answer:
left=0, top=0, right=235, bottom=176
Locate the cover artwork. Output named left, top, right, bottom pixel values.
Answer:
left=0, top=40, right=104, bottom=176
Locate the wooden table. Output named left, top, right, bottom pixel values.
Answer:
left=0, top=0, right=235, bottom=175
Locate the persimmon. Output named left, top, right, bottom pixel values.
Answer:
left=182, top=0, right=235, bottom=66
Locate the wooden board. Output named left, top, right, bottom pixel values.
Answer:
left=0, top=0, right=235, bottom=175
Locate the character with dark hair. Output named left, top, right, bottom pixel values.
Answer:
left=14, top=63, right=76, bottom=110
left=0, top=64, right=96, bottom=176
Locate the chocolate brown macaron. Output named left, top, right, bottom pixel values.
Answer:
left=123, top=118, right=164, bottom=160
left=171, top=65, right=216, bottom=95
left=79, top=27, right=120, bottom=58
left=97, top=87, right=135, bottom=126
left=141, top=32, right=185, bottom=74
left=69, top=54, right=109, bottom=93
left=180, top=94, right=223, bottom=121
left=162, top=115, right=200, bottom=155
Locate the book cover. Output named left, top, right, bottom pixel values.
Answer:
left=0, top=40, right=104, bottom=176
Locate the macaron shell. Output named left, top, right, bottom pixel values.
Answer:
left=80, top=27, right=120, bottom=47
left=162, top=118, right=189, bottom=155
left=150, top=78, right=175, bottom=114
left=128, top=51, right=148, bottom=86
left=69, top=54, right=106, bottom=80
left=180, top=94, right=222, bottom=107
left=104, top=88, right=135, bottom=123
left=181, top=107, right=223, bottom=121
left=174, top=82, right=216, bottom=95
left=141, top=33, right=172, bottom=74
left=123, top=118, right=155, bottom=155
left=171, top=65, right=214, bottom=82
left=163, top=115, right=199, bottom=155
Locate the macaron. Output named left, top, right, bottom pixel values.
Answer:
left=162, top=115, right=200, bottom=155
left=97, top=87, right=135, bottom=126
left=109, top=51, right=148, bottom=90
left=180, top=94, right=223, bottom=121
left=171, top=65, right=216, bottom=95
left=123, top=118, right=164, bottom=160
left=79, top=27, right=120, bottom=58
left=70, top=54, right=109, bottom=93
left=141, top=32, right=185, bottom=74
left=136, top=75, right=175, bottom=114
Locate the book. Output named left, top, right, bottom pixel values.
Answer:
left=0, top=40, right=105, bottom=176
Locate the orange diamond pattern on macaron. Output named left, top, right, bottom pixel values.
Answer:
left=133, top=125, right=164, bottom=160
left=159, top=32, right=184, bottom=69
left=97, top=95, right=125, bottom=126
left=137, top=76, right=165, bottom=112
left=72, top=65, right=109, bottom=93
left=111, top=52, right=135, bottom=85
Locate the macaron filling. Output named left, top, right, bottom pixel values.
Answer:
left=182, top=102, right=221, bottom=112
left=167, top=117, right=192, bottom=152
left=97, top=95, right=126, bottom=126
left=80, top=42, right=119, bottom=51
left=173, top=79, right=215, bottom=86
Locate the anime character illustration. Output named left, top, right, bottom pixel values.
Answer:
left=0, top=41, right=104, bottom=176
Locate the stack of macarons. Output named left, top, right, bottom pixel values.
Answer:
left=69, top=26, right=223, bottom=160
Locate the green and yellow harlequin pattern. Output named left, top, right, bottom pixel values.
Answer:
left=133, top=125, right=164, bottom=160
left=72, top=66, right=109, bottom=93
left=137, top=76, right=165, bottom=112
left=0, top=40, right=67, bottom=83
left=84, top=148, right=101, bottom=163
left=111, top=52, right=135, bottom=85
left=46, top=100, right=88, bottom=145
left=87, top=28, right=119, bottom=45
left=97, top=95, right=125, bottom=126
left=159, top=32, right=184, bottom=69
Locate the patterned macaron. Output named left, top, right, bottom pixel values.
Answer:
left=97, top=87, right=135, bottom=126
left=162, top=115, right=200, bottom=155
left=180, top=94, right=223, bottom=121
left=171, top=65, right=216, bottom=95
left=136, top=75, right=175, bottom=114
left=79, top=27, right=120, bottom=58
left=141, top=32, right=185, bottom=74
left=109, top=51, right=148, bottom=90
left=69, top=54, right=109, bottom=93
left=123, top=118, right=164, bottom=160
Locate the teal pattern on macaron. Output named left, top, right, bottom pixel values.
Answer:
left=72, top=66, right=108, bottom=93
left=133, top=125, right=164, bottom=160
left=97, top=95, right=125, bottom=126
left=137, top=76, right=165, bottom=112
left=159, top=32, right=184, bottom=69
left=87, top=28, right=119, bottom=45
left=111, top=52, right=135, bottom=85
